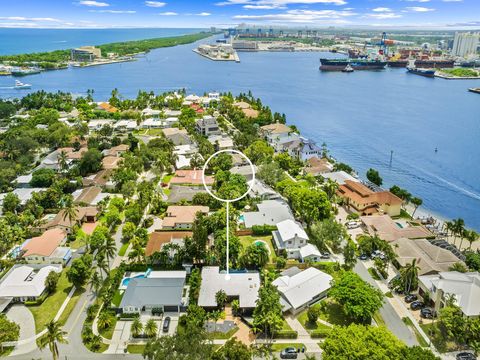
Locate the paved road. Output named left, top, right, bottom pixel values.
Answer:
left=354, top=262, right=418, bottom=346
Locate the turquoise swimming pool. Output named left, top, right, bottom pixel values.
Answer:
left=121, top=274, right=145, bottom=287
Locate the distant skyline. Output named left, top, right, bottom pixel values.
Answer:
left=1, top=0, right=479, bottom=29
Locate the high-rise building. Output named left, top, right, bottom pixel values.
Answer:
left=452, top=32, right=480, bottom=57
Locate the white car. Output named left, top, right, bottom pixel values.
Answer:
left=346, top=221, right=360, bottom=229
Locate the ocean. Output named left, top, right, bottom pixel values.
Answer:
left=0, top=29, right=479, bottom=230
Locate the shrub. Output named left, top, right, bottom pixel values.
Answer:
left=252, top=224, right=277, bottom=235
left=272, top=330, right=298, bottom=339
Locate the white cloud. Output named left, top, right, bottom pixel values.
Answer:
left=372, top=7, right=392, bottom=12
left=145, top=1, right=167, bottom=7
left=442, top=0, right=462, bottom=2
left=244, top=4, right=287, bottom=9
left=233, top=9, right=356, bottom=23
left=79, top=1, right=109, bottom=6
left=90, top=10, right=136, bottom=13
left=196, top=12, right=212, bottom=16
left=158, top=11, right=178, bottom=15
left=365, top=12, right=402, bottom=19
left=406, top=6, right=435, bottom=11
left=0, top=16, right=62, bottom=22
left=218, top=0, right=347, bottom=7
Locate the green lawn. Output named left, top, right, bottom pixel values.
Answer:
left=98, top=312, right=118, bottom=340
left=119, top=242, right=129, bottom=256
left=420, top=323, right=462, bottom=353
left=28, top=271, right=74, bottom=333
left=127, top=344, right=146, bottom=354
left=57, top=287, right=85, bottom=327
left=162, top=174, right=174, bottom=184
left=112, top=289, right=124, bottom=307
left=208, top=326, right=238, bottom=340
left=239, top=235, right=275, bottom=261
left=403, top=317, right=429, bottom=347
left=317, top=300, right=354, bottom=326
left=297, top=310, right=332, bottom=331
left=68, top=229, right=88, bottom=250
left=0, top=347, right=13, bottom=357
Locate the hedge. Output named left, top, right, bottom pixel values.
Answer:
left=272, top=330, right=298, bottom=339
left=310, top=328, right=331, bottom=338
left=252, top=225, right=277, bottom=236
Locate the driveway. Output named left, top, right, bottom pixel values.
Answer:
left=5, top=304, right=37, bottom=356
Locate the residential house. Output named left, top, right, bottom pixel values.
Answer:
left=304, top=157, right=334, bottom=176
left=83, top=169, right=114, bottom=188
left=104, top=144, right=129, bottom=157
left=0, top=264, right=62, bottom=308
left=281, top=137, right=322, bottom=161
left=142, top=108, right=161, bottom=119
left=167, top=186, right=208, bottom=204
left=198, top=266, right=260, bottom=313
left=113, top=120, right=137, bottom=132
left=273, top=267, right=333, bottom=314
left=195, top=116, right=220, bottom=136
left=0, top=188, right=44, bottom=209
left=338, top=180, right=403, bottom=216
left=95, top=102, right=118, bottom=113
left=102, top=155, right=122, bottom=170
left=21, top=229, right=71, bottom=265
left=37, top=206, right=98, bottom=234
left=242, top=199, right=294, bottom=228
left=321, top=171, right=358, bottom=185
left=73, top=186, right=108, bottom=206
left=87, top=119, right=115, bottom=132
left=120, top=271, right=188, bottom=314
left=170, top=170, right=214, bottom=186
left=260, top=123, right=297, bottom=152
left=361, top=215, right=433, bottom=242
left=272, top=219, right=309, bottom=259
left=299, top=243, right=323, bottom=263
left=233, top=101, right=259, bottom=118
left=162, top=128, right=192, bottom=146
left=418, top=271, right=480, bottom=317
left=146, top=231, right=193, bottom=257
left=391, top=238, right=462, bottom=275
left=162, top=206, right=209, bottom=230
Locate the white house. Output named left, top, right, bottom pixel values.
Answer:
left=418, top=271, right=480, bottom=317
left=0, top=264, right=62, bottom=306
left=260, top=123, right=299, bottom=152
left=242, top=199, right=294, bottom=228
left=272, top=219, right=309, bottom=259
left=273, top=267, right=333, bottom=314
left=299, top=243, right=322, bottom=263
left=196, top=116, right=220, bottom=136
left=198, top=267, right=260, bottom=313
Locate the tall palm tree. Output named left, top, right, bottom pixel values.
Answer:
left=131, top=318, right=143, bottom=338
left=61, top=195, right=79, bottom=230
left=38, top=320, right=68, bottom=360
left=89, top=270, right=102, bottom=295
left=102, top=236, right=116, bottom=268
left=410, top=197, right=423, bottom=218
left=452, top=218, right=465, bottom=247
left=97, top=311, right=112, bottom=330
left=465, top=230, right=479, bottom=251
left=322, top=178, right=339, bottom=201
left=401, top=259, right=420, bottom=294
left=144, top=319, right=158, bottom=338
left=95, top=253, right=109, bottom=279
left=57, top=150, right=69, bottom=175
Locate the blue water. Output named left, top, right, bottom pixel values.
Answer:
left=0, top=30, right=479, bottom=230
left=0, top=28, right=203, bottom=55
left=122, top=274, right=145, bottom=287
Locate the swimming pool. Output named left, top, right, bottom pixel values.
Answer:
left=121, top=274, right=145, bottom=287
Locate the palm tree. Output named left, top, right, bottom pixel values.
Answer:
left=131, top=318, right=143, bottom=338
left=97, top=311, right=112, bottom=330
left=210, top=310, right=221, bottom=333
left=410, top=197, right=423, bottom=218
left=144, top=319, right=158, bottom=338
left=102, top=236, right=116, bottom=268
left=466, top=230, right=479, bottom=250
left=38, top=320, right=68, bottom=360
left=61, top=195, right=79, bottom=230
left=89, top=270, right=102, bottom=295
left=401, top=259, right=420, bottom=294
left=322, top=178, right=339, bottom=201
left=189, top=153, right=204, bottom=169
left=128, top=237, right=145, bottom=264
left=95, top=253, right=109, bottom=279
left=57, top=150, right=69, bottom=175
left=452, top=218, right=465, bottom=247
left=89, top=334, right=102, bottom=351
left=215, top=290, right=228, bottom=309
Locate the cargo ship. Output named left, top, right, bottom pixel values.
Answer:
left=320, top=58, right=387, bottom=71
left=406, top=67, right=435, bottom=78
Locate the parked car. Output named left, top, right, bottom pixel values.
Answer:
left=320, top=252, right=330, bottom=259
left=456, top=352, right=477, bottom=360
left=346, top=221, right=360, bottom=229
left=359, top=254, right=369, bottom=261
left=371, top=250, right=385, bottom=260
left=280, top=347, right=298, bottom=359
left=421, top=308, right=436, bottom=319
left=404, top=294, right=418, bottom=303
left=162, top=316, right=171, bottom=333
left=410, top=301, right=425, bottom=311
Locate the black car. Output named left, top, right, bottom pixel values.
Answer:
left=280, top=347, right=298, bottom=359
left=456, top=352, right=477, bottom=360
left=410, top=301, right=425, bottom=310
left=359, top=254, right=369, bottom=261
left=162, top=316, right=171, bottom=333
left=320, top=252, right=331, bottom=259
left=420, top=307, right=436, bottom=319
left=404, top=294, right=418, bottom=303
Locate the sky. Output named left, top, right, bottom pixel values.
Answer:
left=0, top=0, right=479, bottom=29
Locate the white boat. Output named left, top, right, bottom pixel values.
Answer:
left=342, top=64, right=354, bottom=73
left=14, top=80, right=31, bottom=89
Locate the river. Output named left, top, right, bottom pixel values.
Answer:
left=0, top=30, right=479, bottom=229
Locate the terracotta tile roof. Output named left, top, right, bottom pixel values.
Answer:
left=361, top=215, right=433, bottom=242
left=81, top=222, right=98, bottom=236
left=22, top=228, right=66, bottom=257
left=43, top=207, right=98, bottom=230
left=170, top=170, right=214, bottom=185
left=107, top=144, right=129, bottom=156
left=233, top=101, right=251, bottom=110
left=146, top=231, right=193, bottom=256
left=102, top=155, right=122, bottom=169
left=97, top=102, right=118, bottom=113
left=163, top=206, right=209, bottom=228
left=305, top=157, right=333, bottom=175
left=338, top=180, right=403, bottom=210
left=57, top=147, right=88, bottom=160
left=242, top=108, right=259, bottom=118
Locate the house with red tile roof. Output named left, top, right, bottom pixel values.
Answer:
left=170, top=170, right=214, bottom=186
left=21, top=228, right=72, bottom=265
left=162, top=206, right=209, bottom=230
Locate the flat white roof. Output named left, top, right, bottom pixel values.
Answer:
left=321, top=171, right=358, bottom=185
left=242, top=199, right=293, bottom=228
left=198, top=267, right=260, bottom=308
left=0, top=264, right=62, bottom=298
left=273, top=267, right=333, bottom=310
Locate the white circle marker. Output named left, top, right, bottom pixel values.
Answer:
left=202, top=149, right=255, bottom=280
